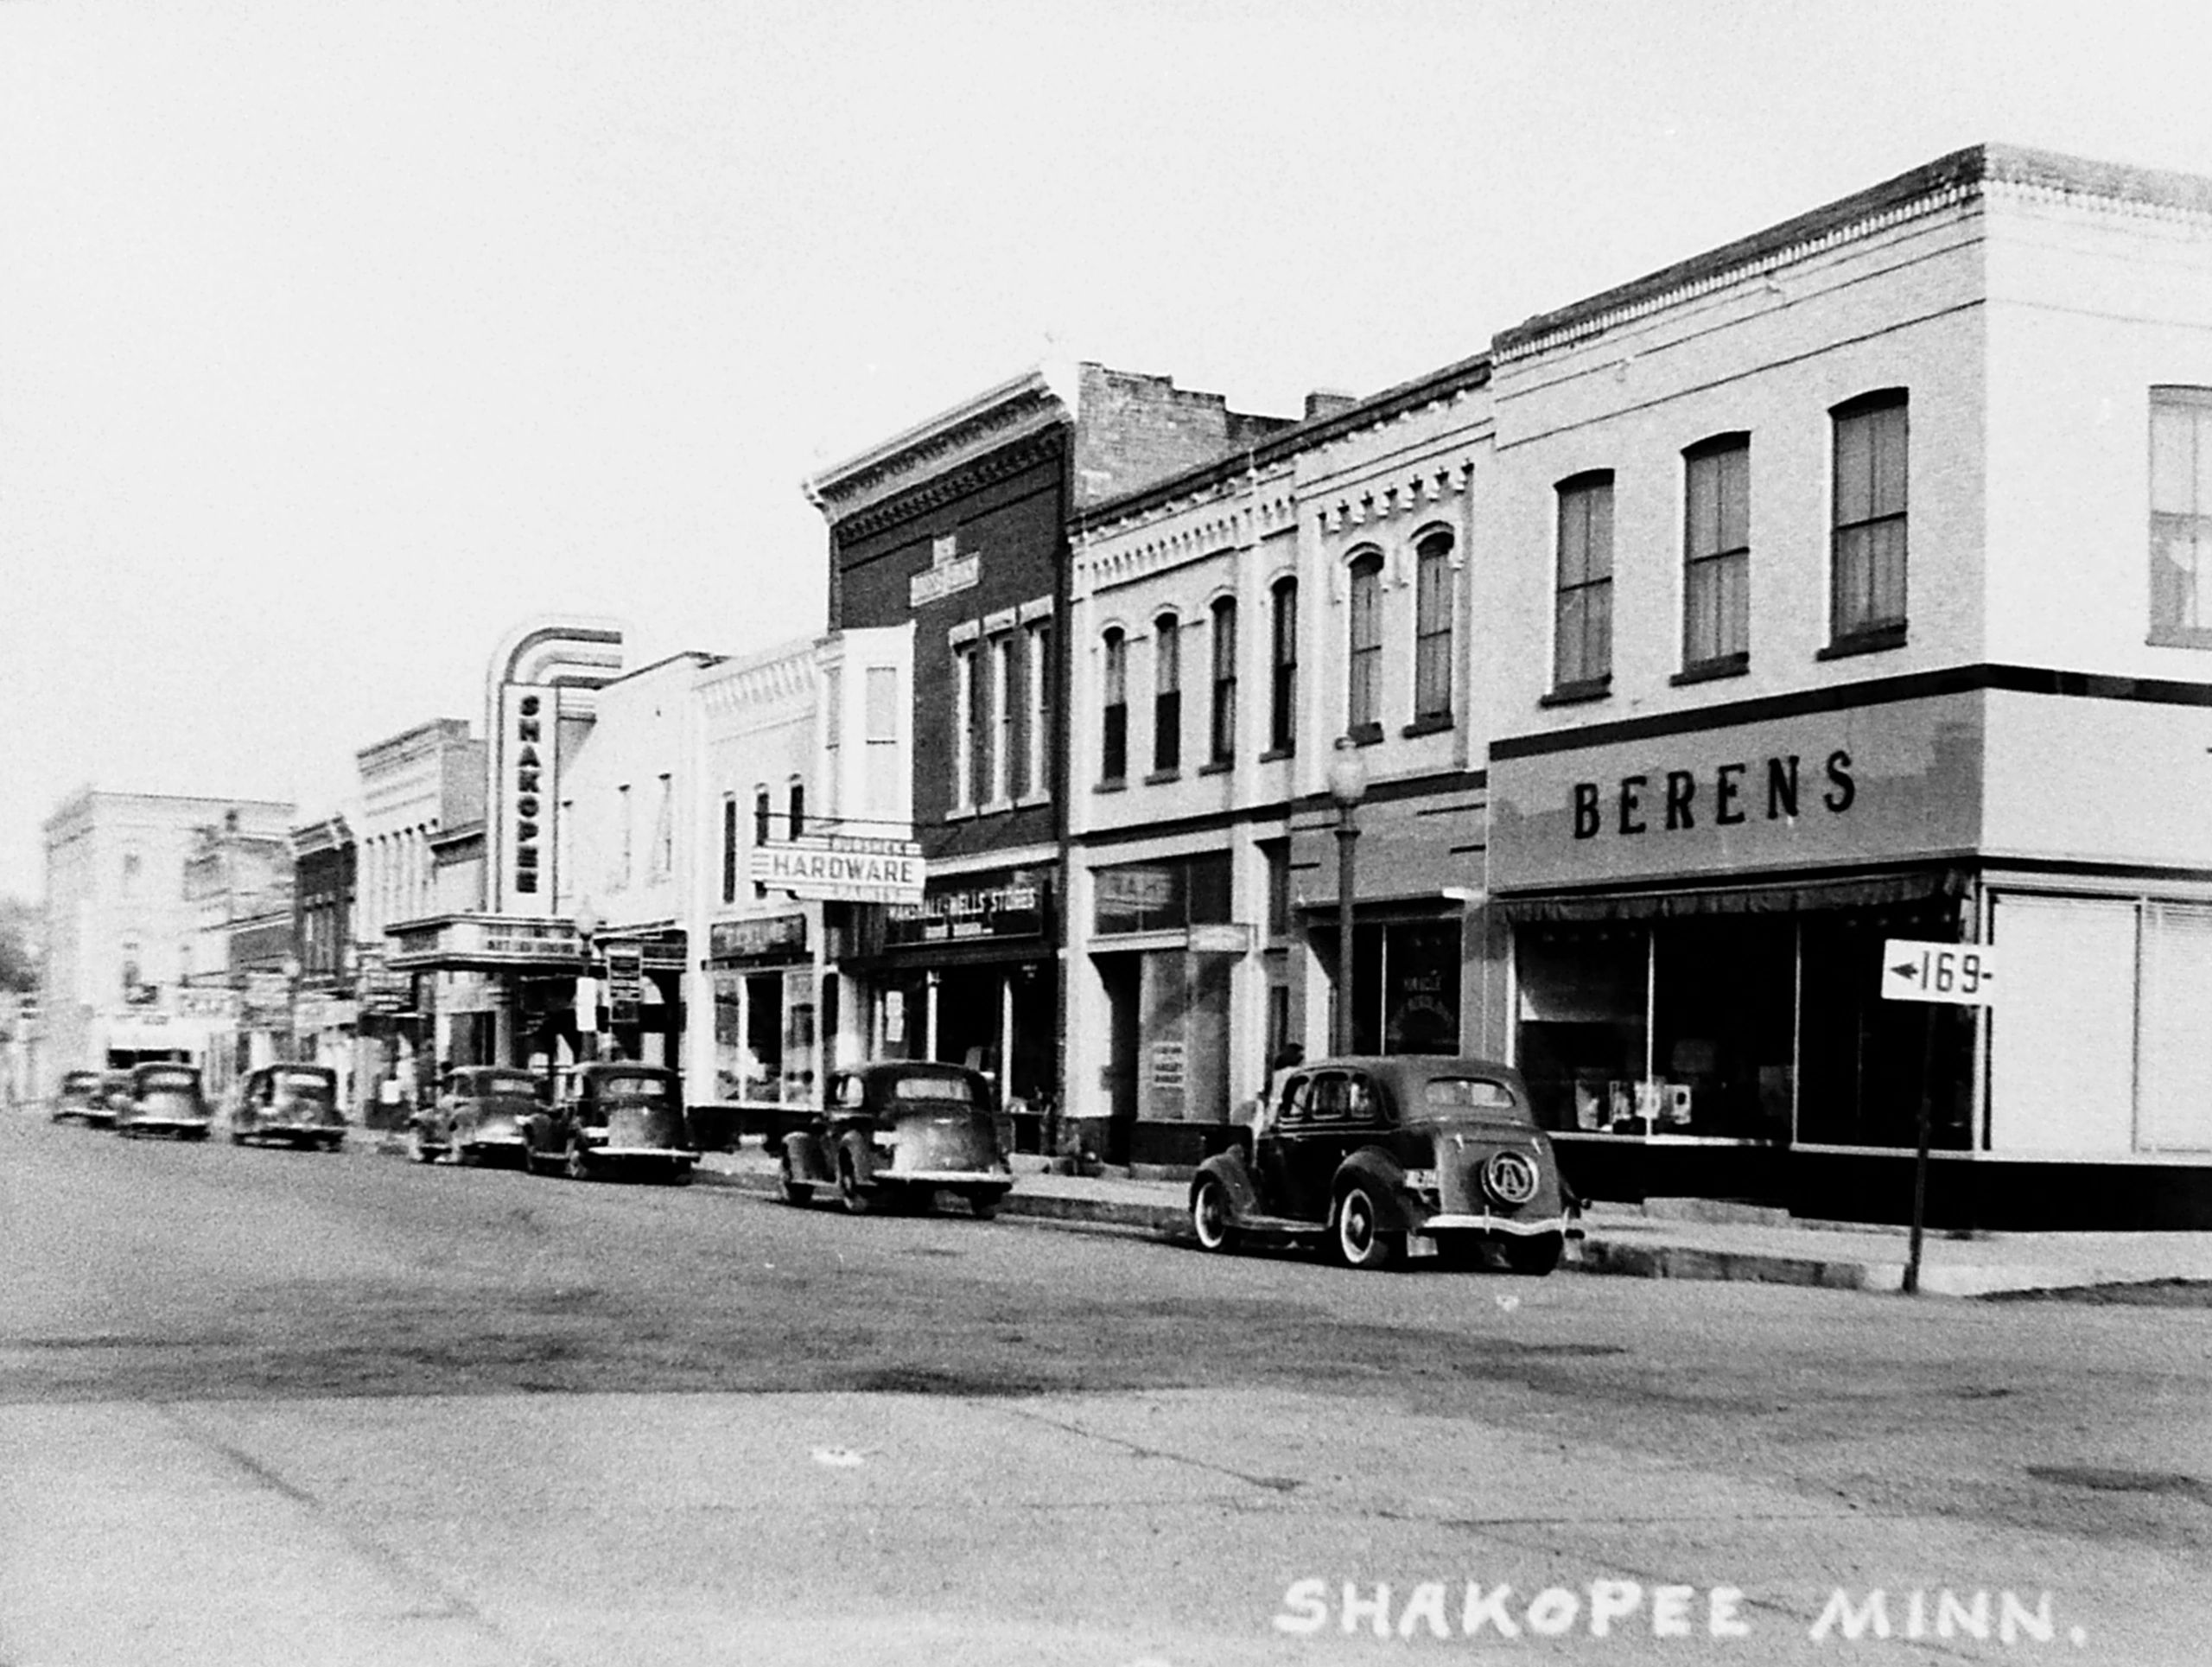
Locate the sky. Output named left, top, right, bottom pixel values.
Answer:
left=6, top=0, right=2212, bottom=903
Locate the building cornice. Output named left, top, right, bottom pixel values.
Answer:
left=828, top=424, right=1065, bottom=548
left=804, top=366, right=1076, bottom=526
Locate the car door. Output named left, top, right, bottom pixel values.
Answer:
left=1258, top=1072, right=1342, bottom=1225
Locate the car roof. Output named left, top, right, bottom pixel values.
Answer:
left=1289, top=1055, right=1525, bottom=1091
left=849, top=1059, right=982, bottom=1083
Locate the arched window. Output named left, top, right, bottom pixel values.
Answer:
left=1414, top=531, right=1453, bottom=722
left=1347, top=552, right=1384, bottom=735
left=1830, top=390, right=1908, bottom=645
left=1209, top=596, right=1236, bottom=765
left=1100, top=628, right=1128, bottom=784
left=1268, top=577, right=1298, bottom=754
left=1153, top=612, right=1181, bottom=774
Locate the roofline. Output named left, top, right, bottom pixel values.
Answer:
left=803, top=364, right=1077, bottom=506
left=1074, top=350, right=1492, bottom=532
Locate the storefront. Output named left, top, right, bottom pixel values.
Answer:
left=1490, top=681, right=2212, bottom=1228
left=703, top=912, right=816, bottom=1147
left=849, top=866, right=1058, bottom=1148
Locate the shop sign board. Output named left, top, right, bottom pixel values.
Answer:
left=709, top=913, right=808, bottom=964
left=1880, top=939, right=1998, bottom=1006
left=1487, top=693, right=1984, bottom=896
left=493, top=684, right=561, bottom=908
left=908, top=531, right=980, bottom=608
left=886, top=871, right=1048, bottom=947
left=752, top=835, right=925, bottom=904
left=603, top=942, right=645, bottom=1026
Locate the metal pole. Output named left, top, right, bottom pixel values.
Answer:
left=1334, top=804, right=1358, bottom=1055
left=1904, top=1001, right=1937, bottom=1295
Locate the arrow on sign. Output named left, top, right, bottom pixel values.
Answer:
left=1891, top=960, right=1920, bottom=982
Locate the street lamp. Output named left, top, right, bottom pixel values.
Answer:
left=1326, top=735, right=1370, bottom=1057
left=280, top=955, right=302, bottom=1063
left=574, top=897, right=601, bottom=1064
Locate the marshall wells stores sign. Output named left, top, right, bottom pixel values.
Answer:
left=751, top=834, right=925, bottom=904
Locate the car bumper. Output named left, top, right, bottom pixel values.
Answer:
left=459, top=1133, right=527, bottom=1150
left=124, top=1117, right=213, bottom=1135
left=583, top=1145, right=695, bottom=1162
left=1419, top=1212, right=1577, bottom=1238
left=880, top=1168, right=1010, bottom=1187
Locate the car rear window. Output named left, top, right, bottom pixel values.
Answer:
left=474, top=1072, right=537, bottom=1098
left=596, top=1072, right=670, bottom=1099
left=138, top=1069, right=198, bottom=1091
left=890, top=1076, right=976, bottom=1105
left=1424, top=1078, right=1520, bottom=1113
left=273, top=1070, right=333, bottom=1095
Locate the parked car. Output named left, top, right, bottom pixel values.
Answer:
left=779, top=1059, right=1013, bottom=1218
left=112, top=1061, right=214, bottom=1141
left=410, top=1066, right=541, bottom=1167
left=522, top=1062, right=694, bottom=1183
left=1187, top=1055, right=1577, bottom=1274
left=229, top=1064, right=346, bottom=1150
left=95, top=1070, right=135, bottom=1125
left=50, top=1069, right=108, bottom=1125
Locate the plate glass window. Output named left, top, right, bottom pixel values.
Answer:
left=1830, top=391, right=1908, bottom=642
left=1683, top=436, right=1751, bottom=669
left=2151, top=386, right=2212, bottom=646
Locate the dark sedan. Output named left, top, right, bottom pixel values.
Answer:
left=113, top=1062, right=214, bottom=1141
left=523, top=1063, right=695, bottom=1184
left=50, top=1069, right=108, bottom=1126
left=410, top=1066, right=540, bottom=1168
left=229, top=1064, right=347, bottom=1150
left=779, top=1059, right=1012, bottom=1218
left=1188, top=1055, right=1577, bottom=1273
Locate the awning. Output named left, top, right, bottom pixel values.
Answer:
left=1491, top=866, right=1969, bottom=924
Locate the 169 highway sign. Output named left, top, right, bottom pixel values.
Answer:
left=1880, top=938, right=1998, bottom=1006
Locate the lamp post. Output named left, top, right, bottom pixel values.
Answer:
left=574, top=898, right=601, bottom=1064
left=280, top=955, right=302, bottom=1063
left=1326, top=735, right=1370, bottom=1057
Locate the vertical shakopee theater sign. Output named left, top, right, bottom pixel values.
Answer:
left=501, top=684, right=559, bottom=902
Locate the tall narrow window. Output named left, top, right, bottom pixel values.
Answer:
left=618, top=784, right=632, bottom=888
left=1347, top=553, right=1383, bottom=735
left=865, top=665, right=899, bottom=817
left=652, top=773, right=674, bottom=880
left=1268, top=577, right=1297, bottom=754
left=753, top=785, right=771, bottom=843
left=721, top=795, right=738, bottom=904
left=1101, top=628, right=1128, bottom=784
left=1413, top=531, right=1453, bottom=722
left=993, top=633, right=1015, bottom=804
left=952, top=641, right=979, bottom=811
left=787, top=779, right=805, bottom=840
left=1153, top=613, right=1181, bottom=773
left=1025, top=620, right=1052, bottom=801
left=821, top=665, right=842, bottom=820
left=1683, top=435, right=1751, bottom=670
left=1830, top=391, right=1908, bottom=644
left=2151, top=386, right=2212, bottom=646
left=1209, top=597, right=1237, bottom=765
left=1554, top=473, right=1614, bottom=691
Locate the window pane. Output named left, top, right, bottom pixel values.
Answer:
left=865, top=666, right=899, bottom=741
left=1870, top=404, right=1908, bottom=517
left=1685, top=559, right=1718, bottom=664
left=1719, top=550, right=1750, bottom=658
left=1558, top=492, right=1587, bottom=587
left=1834, top=415, right=1872, bottom=525
left=1686, top=454, right=1719, bottom=557
left=1156, top=618, right=1179, bottom=694
left=1586, top=484, right=1613, bottom=580
left=1585, top=580, right=1611, bottom=678
left=1869, top=518, right=1907, bottom=625
left=1718, top=445, right=1750, bottom=550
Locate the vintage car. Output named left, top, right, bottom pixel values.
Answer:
left=522, top=1062, right=695, bottom=1183
left=1188, top=1055, right=1577, bottom=1274
left=409, top=1066, right=541, bottom=1167
left=50, top=1068, right=110, bottom=1125
left=229, top=1064, right=347, bottom=1150
left=779, top=1059, right=1013, bottom=1218
left=111, top=1061, right=214, bottom=1140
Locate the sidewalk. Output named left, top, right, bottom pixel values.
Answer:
left=683, top=1147, right=2212, bottom=1299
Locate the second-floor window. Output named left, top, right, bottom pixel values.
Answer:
left=721, top=795, right=738, bottom=904
left=787, top=779, right=805, bottom=840
left=1024, top=620, right=1052, bottom=801
left=1831, top=390, right=1909, bottom=644
left=1209, top=597, right=1236, bottom=766
left=1554, top=472, right=1614, bottom=691
left=1347, top=552, right=1383, bottom=735
left=1153, top=612, right=1181, bottom=774
left=1101, top=628, right=1128, bottom=784
left=865, top=665, right=899, bottom=818
left=993, top=633, right=1015, bottom=804
left=2151, top=385, right=2212, bottom=646
left=1684, top=435, right=1751, bottom=670
left=1268, top=577, right=1297, bottom=754
left=1413, top=531, right=1453, bottom=722
left=953, top=639, right=985, bottom=811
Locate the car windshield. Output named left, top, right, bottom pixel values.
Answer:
left=594, top=1072, right=670, bottom=1101
left=467, top=1072, right=537, bottom=1100
left=889, top=1075, right=976, bottom=1105
left=273, top=1070, right=333, bottom=1098
left=137, top=1069, right=198, bottom=1091
left=1422, top=1078, right=1526, bottom=1120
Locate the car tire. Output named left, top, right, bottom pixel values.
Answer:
left=1502, top=1232, right=1563, bottom=1276
left=1334, top=1182, right=1402, bottom=1272
left=1190, top=1176, right=1239, bottom=1253
left=837, top=1153, right=875, bottom=1215
left=779, top=1151, right=814, bottom=1207
left=563, top=1140, right=593, bottom=1182
left=969, top=1191, right=1001, bottom=1221
left=407, top=1126, right=435, bottom=1164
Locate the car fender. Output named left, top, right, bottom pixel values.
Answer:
left=1192, top=1149, right=1260, bottom=1223
left=836, top=1129, right=880, bottom=1187
left=783, top=1129, right=833, bottom=1185
left=1333, top=1147, right=1424, bottom=1232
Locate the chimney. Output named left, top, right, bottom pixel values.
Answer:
left=1304, top=389, right=1358, bottom=423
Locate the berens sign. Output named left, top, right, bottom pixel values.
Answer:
left=1487, top=695, right=1984, bottom=894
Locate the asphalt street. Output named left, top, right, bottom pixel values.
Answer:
left=3, top=1113, right=2208, bottom=1667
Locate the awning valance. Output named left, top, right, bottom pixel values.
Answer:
left=1491, top=866, right=1968, bottom=924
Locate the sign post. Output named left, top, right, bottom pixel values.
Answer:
left=1879, top=938, right=1999, bottom=1294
